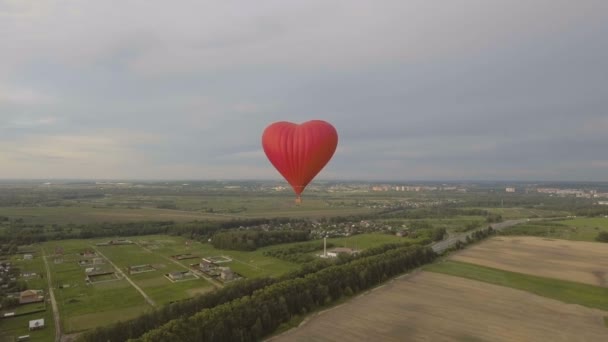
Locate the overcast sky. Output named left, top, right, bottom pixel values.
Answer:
left=1, top=0, right=607, bottom=181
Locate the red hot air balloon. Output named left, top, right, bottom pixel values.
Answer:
left=262, top=120, right=338, bottom=204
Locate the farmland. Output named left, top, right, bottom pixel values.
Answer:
left=425, top=261, right=608, bottom=311
left=449, top=236, right=608, bottom=286
left=273, top=271, right=608, bottom=342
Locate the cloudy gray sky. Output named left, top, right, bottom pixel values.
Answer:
left=1, top=0, right=607, bottom=181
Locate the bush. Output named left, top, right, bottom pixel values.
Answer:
left=595, top=231, right=608, bottom=243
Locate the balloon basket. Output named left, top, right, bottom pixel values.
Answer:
left=295, top=196, right=302, bottom=205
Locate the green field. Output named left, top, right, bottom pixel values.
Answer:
left=41, top=241, right=153, bottom=333
left=0, top=307, right=55, bottom=342
left=500, top=217, right=608, bottom=241
left=478, top=207, right=569, bottom=219
left=0, top=195, right=375, bottom=224
left=425, top=261, right=608, bottom=311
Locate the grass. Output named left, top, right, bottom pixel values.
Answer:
left=40, top=242, right=152, bottom=333
left=425, top=261, right=608, bottom=311
left=500, top=217, right=608, bottom=242
left=0, top=194, right=376, bottom=224
left=477, top=207, right=569, bottom=219
left=0, top=246, right=55, bottom=341
left=0, top=308, right=55, bottom=342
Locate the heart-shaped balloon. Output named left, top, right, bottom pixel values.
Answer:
left=262, top=120, right=338, bottom=202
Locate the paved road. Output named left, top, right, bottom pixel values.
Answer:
left=41, top=249, right=62, bottom=342
left=432, top=219, right=530, bottom=254
left=90, top=245, right=157, bottom=307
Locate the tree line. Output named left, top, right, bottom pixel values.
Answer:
left=0, top=217, right=302, bottom=246
left=262, top=241, right=335, bottom=263
left=210, top=230, right=310, bottom=251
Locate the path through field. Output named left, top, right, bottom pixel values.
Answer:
left=90, top=245, right=157, bottom=307
left=42, top=248, right=62, bottom=342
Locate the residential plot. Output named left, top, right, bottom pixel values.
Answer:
left=42, top=241, right=152, bottom=333
left=0, top=247, right=55, bottom=342
left=451, top=236, right=608, bottom=286
left=91, top=241, right=213, bottom=305
left=274, top=272, right=608, bottom=342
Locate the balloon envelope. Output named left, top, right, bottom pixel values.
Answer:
left=262, top=120, right=338, bottom=201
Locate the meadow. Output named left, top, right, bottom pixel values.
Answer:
left=0, top=194, right=375, bottom=225
left=500, top=217, right=608, bottom=241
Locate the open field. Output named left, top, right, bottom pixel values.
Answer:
left=450, top=236, right=608, bottom=286
left=274, top=271, right=608, bottom=342
left=0, top=195, right=375, bottom=224
left=426, top=261, right=608, bottom=311
left=40, top=241, right=153, bottom=333
left=500, top=217, right=608, bottom=241
left=479, top=207, right=570, bottom=219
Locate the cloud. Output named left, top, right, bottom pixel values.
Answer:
left=0, top=1, right=607, bottom=180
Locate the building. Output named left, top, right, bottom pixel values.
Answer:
left=505, top=187, right=516, bottom=193
left=23, top=254, right=33, bottom=260
left=168, top=271, right=184, bottom=281
left=199, top=260, right=215, bottom=272
left=19, top=290, right=44, bottom=304
left=29, top=318, right=45, bottom=331
left=220, top=267, right=235, bottom=281
left=326, top=247, right=358, bottom=258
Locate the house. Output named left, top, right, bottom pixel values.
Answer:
left=21, top=271, right=37, bottom=278
left=168, top=271, right=184, bottom=280
left=93, top=258, right=104, bottom=265
left=326, top=247, right=359, bottom=258
left=81, top=250, right=96, bottom=258
left=19, top=290, right=44, bottom=304
left=28, top=318, right=45, bottom=331
left=199, top=260, right=215, bottom=272
left=396, top=231, right=408, bottom=237
left=220, top=267, right=235, bottom=281
left=23, top=254, right=33, bottom=260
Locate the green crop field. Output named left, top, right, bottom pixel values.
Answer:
left=425, top=261, right=608, bottom=311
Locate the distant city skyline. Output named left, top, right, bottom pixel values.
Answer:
left=1, top=1, right=607, bottom=181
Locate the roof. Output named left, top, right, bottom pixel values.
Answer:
left=29, top=319, right=44, bottom=328
left=21, top=290, right=39, bottom=297
left=329, top=247, right=355, bottom=253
